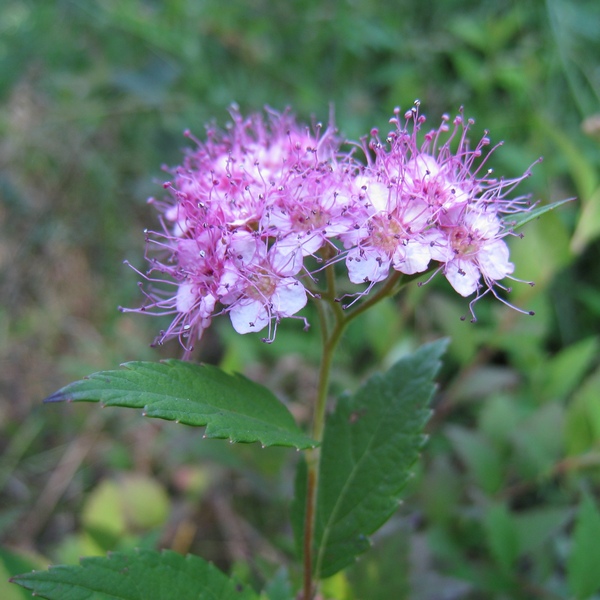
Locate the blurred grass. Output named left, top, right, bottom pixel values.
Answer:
left=1, top=0, right=600, bottom=598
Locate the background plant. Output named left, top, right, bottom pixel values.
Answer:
left=1, top=0, right=600, bottom=598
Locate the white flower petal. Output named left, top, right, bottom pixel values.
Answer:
left=478, top=240, right=514, bottom=280
left=465, top=210, right=501, bottom=238
left=366, top=181, right=392, bottom=212
left=272, top=279, right=307, bottom=317
left=407, top=154, right=441, bottom=180
left=393, top=240, right=431, bottom=275
left=445, top=259, right=480, bottom=297
left=229, top=299, right=269, bottom=334
left=270, top=240, right=305, bottom=276
left=230, top=231, right=266, bottom=266
left=176, top=282, right=196, bottom=313
left=346, top=247, right=390, bottom=284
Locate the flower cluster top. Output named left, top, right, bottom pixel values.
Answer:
left=124, top=103, right=536, bottom=355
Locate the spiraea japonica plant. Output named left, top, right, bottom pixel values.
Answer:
left=10, top=102, right=569, bottom=600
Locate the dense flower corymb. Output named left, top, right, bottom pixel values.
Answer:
left=355, top=106, right=538, bottom=312
left=122, top=107, right=356, bottom=356
left=123, top=103, right=537, bottom=355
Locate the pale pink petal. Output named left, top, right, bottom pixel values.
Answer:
left=406, top=154, right=441, bottom=180
left=392, top=240, right=432, bottom=275
left=445, top=259, right=481, bottom=297
left=346, top=247, right=390, bottom=284
left=229, top=298, right=269, bottom=334
left=272, top=279, right=307, bottom=317
left=478, top=240, right=514, bottom=280
left=365, top=181, right=393, bottom=212
left=176, top=282, right=196, bottom=313
left=229, top=231, right=266, bottom=267
left=398, top=198, right=430, bottom=231
left=465, top=211, right=502, bottom=238
left=424, top=230, right=453, bottom=263
left=269, top=239, right=305, bottom=276
left=217, top=264, right=244, bottom=302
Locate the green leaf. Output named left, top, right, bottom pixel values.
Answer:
left=294, top=340, right=447, bottom=578
left=45, top=361, right=315, bottom=449
left=572, top=185, right=600, bottom=254
left=540, top=336, right=599, bottom=401
left=505, top=197, right=574, bottom=231
left=483, top=503, right=519, bottom=572
left=565, top=365, right=600, bottom=455
left=260, top=567, right=293, bottom=600
left=567, top=495, right=600, bottom=599
left=345, top=527, right=411, bottom=600
left=445, top=425, right=504, bottom=494
left=10, top=549, right=258, bottom=600
left=1, top=547, right=46, bottom=600
left=513, top=507, right=570, bottom=556
left=509, top=402, right=564, bottom=479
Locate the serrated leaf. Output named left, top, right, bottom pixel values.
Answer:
left=1, top=547, right=46, bottom=600
left=10, top=549, right=257, bottom=600
left=504, top=197, right=574, bottom=231
left=293, top=340, right=447, bottom=578
left=45, top=361, right=315, bottom=449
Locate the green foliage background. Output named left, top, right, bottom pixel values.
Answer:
left=1, top=0, right=600, bottom=598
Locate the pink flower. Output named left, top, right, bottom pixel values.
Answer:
left=439, top=208, right=514, bottom=297
left=125, top=107, right=346, bottom=355
left=125, top=102, right=538, bottom=355
left=228, top=271, right=308, bottom=339
left=220, top=232, right=309, bottom=339
left=349, top=103, right=537, bottom=312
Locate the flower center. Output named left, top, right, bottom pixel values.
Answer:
left=247, top=268, right=277, bottom=301
left=450, top=226, right=478, bottom=257
left=369, top=214, right=404, bottom=255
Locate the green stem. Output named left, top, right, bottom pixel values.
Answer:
left=302, top=263, right=347, bottom=600
left=302, top=268, right=407, bottom=599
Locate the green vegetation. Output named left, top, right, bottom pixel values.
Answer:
left=1, top=0, right=600, bottom=598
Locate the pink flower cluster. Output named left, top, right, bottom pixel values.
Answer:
left=123, top=104, right=537, bottom=355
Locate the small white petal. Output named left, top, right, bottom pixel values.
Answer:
left=366, top=181, right=393, bottom=212
left=272, top=279, right=307, bottom=316
left=465, top=211, right=501, bottom=238
left=176, top=282, right=196, bottom=313
left=393, top=240, right=431, bottom=275
left=270, top=240, right=305, bottom=276
left=478, top=240, right=514, bottom=280
left=230, top=231, right=267, bottom=266
left=408, top=154, right=441, bottom=179
left=445, top=259, right=480, bottom=297
left=229, top=299, right=269, bottom=334
left=346, top=247, right=390, bottom=284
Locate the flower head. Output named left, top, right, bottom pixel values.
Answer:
left=122, top=106, right=350, bottom=356
left=124, top=103, right=538, bottom=355
left=347, top=102, right=538, bottom=316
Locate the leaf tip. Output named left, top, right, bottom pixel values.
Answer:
left=43, top=391, right=68, bottom=403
